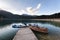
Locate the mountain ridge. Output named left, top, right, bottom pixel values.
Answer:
left=0, top=10, right=60, bottom=19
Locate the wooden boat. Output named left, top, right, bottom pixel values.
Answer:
left=29, top=26, right=48, bottom=34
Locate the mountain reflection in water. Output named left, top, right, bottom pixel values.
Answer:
left=0, top=20, right=60, bottom=40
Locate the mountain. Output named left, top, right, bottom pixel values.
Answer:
left=35, top=13, right=60, bottom=19
left=0, top=10, right=35, bottom=19
left=0, top=10, right=14, bottom=18
left=22, top=14, right=31, bottom=16
left=0, top=10, right=21, bottom=19
left=50, top=12, right=60, bottom=18
left=0, top=10, right=60, bottom=19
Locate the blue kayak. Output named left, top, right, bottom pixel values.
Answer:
left=12, top=25, right=27, bottom=28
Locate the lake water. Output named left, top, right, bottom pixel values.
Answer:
left=0, top=20, right=60, bottom=40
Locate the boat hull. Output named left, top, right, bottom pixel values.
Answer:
left=29, top=26, right=48, bottom=34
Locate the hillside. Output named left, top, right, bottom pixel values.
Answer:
left=0, top=10, right=35, bottom=19
left=0, top=10, right=60, bottom=19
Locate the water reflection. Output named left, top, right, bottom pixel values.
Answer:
left=0, top=23, right=20, bottom=40
left=32, top=23, right=60, bottom=40
left=0, top=20, right=60, bottom=40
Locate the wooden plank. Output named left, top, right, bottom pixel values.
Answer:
left=13, top=28, right=38, bottom=40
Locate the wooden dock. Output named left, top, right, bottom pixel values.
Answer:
left=13, top=28, right=38, bottom=40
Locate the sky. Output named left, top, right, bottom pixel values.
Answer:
left=0, top=0, right=60, bottom=15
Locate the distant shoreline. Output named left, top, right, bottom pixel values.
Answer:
left=0, top=18, right=60, bottom=22
left=31, top=19, right=60, bottom=22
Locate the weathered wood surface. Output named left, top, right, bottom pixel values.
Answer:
left=13, top=28, right=38, bottom=40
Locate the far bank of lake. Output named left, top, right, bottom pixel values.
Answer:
left=31, top=19, right=60, bottom=22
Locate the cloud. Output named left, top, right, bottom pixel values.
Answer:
left=37, top=3, right=41, bottom=9
left=23, top=3, right=41, bottom=15
left=0, top=0, right=41, bottom=15
left=0, top=0, right=22, bottom=15
left=19, top=3, right=41, bottom=15
left=26, top=7, right=33, bottom=14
